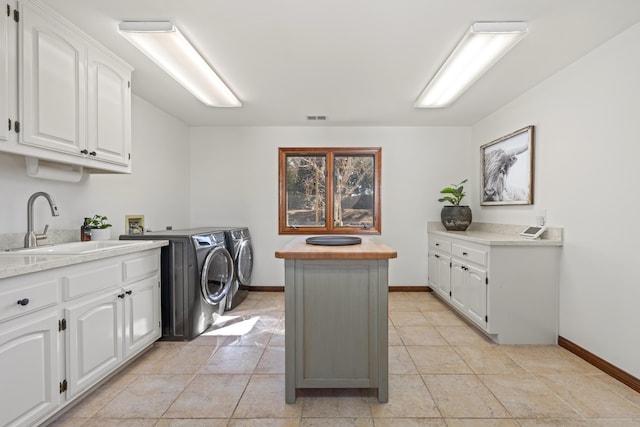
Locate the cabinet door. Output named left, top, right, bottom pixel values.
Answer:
left=123, top=275, right=160, bottom=358
left=428, top=251, right=451, bottom=300
left=0, top=312, right=60, bottom=427
left=464, top=264, right=487, bottom=328
left=66, top=290, right=122, bottom=399
left=87, top=47, right=131, bottom=166
left=19, top=0, right=86, bottom=155
left=427, top=251, right=438, bottom=288
left=1, top=3, right=8, bottom=143
left=450, top=260, right=467, bottom=312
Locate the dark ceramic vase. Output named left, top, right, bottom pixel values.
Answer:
left=441, top=206, right=472, bottom=231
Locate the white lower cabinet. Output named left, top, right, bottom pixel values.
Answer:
left=66, top=289, right=123, bottom=399
left=0, top=312, right=60, bottom=427
left=0, top=248, right=161, bottom=425
left=451, top=259, right=487, bottom=328
left=427, top=250, right=451, bottom=300
left=428, top=231, right=560, bottom=344
left=124, top=275, right=161, bottom=357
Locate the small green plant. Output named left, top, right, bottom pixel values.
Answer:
left=438, top=179, right=468, bottom=206
left=88, top=215, right=112, bottom=229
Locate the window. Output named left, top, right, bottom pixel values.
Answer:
left=278, top=147, right=381, bottom=234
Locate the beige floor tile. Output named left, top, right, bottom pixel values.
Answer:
left=389, top=311, right=430, bottom=327
left=58, top=373, right=138, bottom=418
left=388, top=301, right=422, bottom=312
left=445, top=420, right=519, bottom=427
left=502, top=345, right=601, bottom=375
left=131, top=345, right=217, bottom=375
left=81, top=419, right=159, bottom=426
left=200, top=345, right=265, bottom=374
left=46, top=417, right=91, bottom=427
left=395, top=325, right=449, bottom=346
left=301, top=388, right=373, bottom=418
left=435, top=326, right=493, bottom=347
left=387, top=324, right=404, bottom=346
left=228, top=419, right=301, bottom=427
left=423, top=310, right=467, bottom=326
left=453, top=345, right=526, bottom=375
left=423, top=374, right=510, bottom=418
left=256, top=345, right=286, bottom=374
left=222, top=323, right=274, bottom=347
left=406, top=345, right=472, bottom=374
left=480, top=374, right=580, bottom=418
left=126, top=342, right=183, bottom=373
left=95, top=374, right=192, bottom=418
left=164, top=374, right=250, bottom=418
left=155, top=419, right=229, bottom=426
left=233, top=374, right=303, bottom=418
left=539, top=374, right=640, bottom=418
left=370, top=374, right=440, bottom=418
left=416, top=297, right=451, bottom=313
left=518, top=418, right=604, bottom=427
left=269, top=320, right=286, bottom=346
left=389, top=345, right=418, bottom=374
left=300, top=418, right=373, bottom=426
left=592, top=373, right=640, bottom=407
left=514, top=419, right=640, bottom=427
left=374, top=419, right=446, bottom=427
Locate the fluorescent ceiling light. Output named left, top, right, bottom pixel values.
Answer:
left=415, top=22, right=528, bottom=108
left=118, top=21, right=241, bottom=108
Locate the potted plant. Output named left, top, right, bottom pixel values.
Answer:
left=88, top=215, right=112, bottom=240
left=438, top=179, right=472, bottom=231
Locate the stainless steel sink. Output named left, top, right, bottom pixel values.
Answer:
left=4, top=240, right=149, bottom=255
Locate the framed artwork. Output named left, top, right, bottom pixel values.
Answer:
left=480, top=126, right=534, bottom=205
left=125, top=215, right=145, bottom=235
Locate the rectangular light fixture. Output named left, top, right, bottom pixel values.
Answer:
left=415, top=22, right=528, bottom=108
left=118, top=21, right=241, bottom=108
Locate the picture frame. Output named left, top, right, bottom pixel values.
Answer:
left=480, top=125, right=534, bottom=206
left=125, top=215, right=145, bottom=235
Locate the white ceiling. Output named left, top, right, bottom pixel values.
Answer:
left=45, top=0, right=640, bottom=127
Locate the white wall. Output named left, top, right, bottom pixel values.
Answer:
left=190, top=126, right=471, bottom=287
left=0, top=95, right=191, bottom=242
left=472, top=23, right=640, bottom=378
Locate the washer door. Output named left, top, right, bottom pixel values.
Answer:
left=201, top=246, right=235, bottom=305
left=236, top=240, right=253, bottom=286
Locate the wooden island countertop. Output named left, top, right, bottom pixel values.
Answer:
left=275, top=236, right=397, bottom=260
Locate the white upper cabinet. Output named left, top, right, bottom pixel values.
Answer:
left=20, top=0, right=86, bottom=155
left=0, top=0, right=133, bottom=175
left=1, top=2, right=12, bottom=144
left=87, top=48, right=131, bottom=166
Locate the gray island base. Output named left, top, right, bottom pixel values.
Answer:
left=276, top=237, right=397, bottom=403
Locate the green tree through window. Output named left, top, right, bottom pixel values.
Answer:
left=279, top=147, right=381, bottom=235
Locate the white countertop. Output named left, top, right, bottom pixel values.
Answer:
left=0, top=240, right=168, bottom=279
left=427, top=222, right=563, bottom=246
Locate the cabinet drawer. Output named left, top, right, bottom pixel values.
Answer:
left=123, top=252, right=159, bottom=282
left=0, top=279, right=58, bottom=323
left=452, top=244, right=487, bottom=266
left=429, top=237, right=451, bottom=253
left=62, top=263, right=121, bottom=300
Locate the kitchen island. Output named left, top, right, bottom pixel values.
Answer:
left=275, top=236, right=397, bottom=403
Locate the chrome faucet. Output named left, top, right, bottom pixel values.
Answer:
left=24, top=192, right=59, bottom=248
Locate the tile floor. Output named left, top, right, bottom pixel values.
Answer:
left=49, top=291, right=640, bottom=426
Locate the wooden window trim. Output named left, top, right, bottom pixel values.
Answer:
left=278, top=147, right=381, bottom=235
